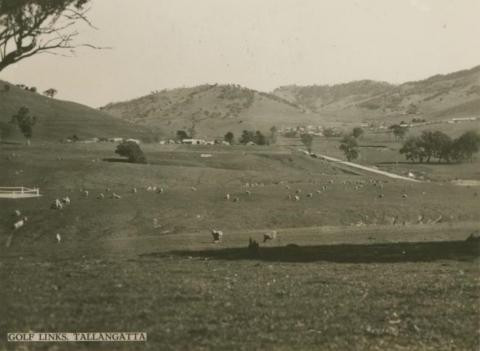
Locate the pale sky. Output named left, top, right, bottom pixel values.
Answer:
left=1, top=0, right=480, bottom=107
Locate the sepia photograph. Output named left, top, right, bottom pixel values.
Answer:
left=0, top=0, right=479, bottom=350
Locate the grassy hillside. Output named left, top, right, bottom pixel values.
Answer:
left=274, top=65, right=480, bottom=122
left=0, top=80, right=155, bottom=142
left=101, top=84, right=325, bottom=139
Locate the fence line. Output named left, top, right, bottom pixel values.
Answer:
left=0, top=187, right=41, bottom=198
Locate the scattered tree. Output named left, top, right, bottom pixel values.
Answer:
left=390, top=124, right=408, bottom=140
left=339, top=135, right=359, bottom=161
left=0, top=0, right=100, bottom=72
left=224, top=131, right=234, bottom=144
left=10, top=106, right=36, bottom=145
left=238, top=130, right=268, bottom=145
left=255, top=131, right=267, bottom=145
left=270, top=126, right=278, bottom=144
left=399, top=130, right=480, bottom=163
left=323, top=128, right=339, bottom=138
left=300, top=134, right=313, bottom=153
left=115, top=141, right=147, bottom=164
left=451, top=131, right=480, bottom=162
left=399, top=136, right=426, bottom=163
left=43, top=88, right=57, bottom=98
left=176, top=130, right=189, bottom=141
left=352, top=127, right=364, bottom=139
left=239, top=130, right=256, bottom=144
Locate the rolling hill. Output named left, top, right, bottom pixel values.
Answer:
left=100, top=84, right=325, bottom=138
left=0, top=81, right=155, bottom=142
left=101, top=66, right=480, bottom=138
left=273, top=65, right=480, bottom=122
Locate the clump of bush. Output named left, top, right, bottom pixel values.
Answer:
left=115, top=141, right=147, bottom=164
left=239, top=130, right=268, bottom=145
left=400, top=130, right=480, bottom=163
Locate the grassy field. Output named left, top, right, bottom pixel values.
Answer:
left=306, top=126, right=480, bottom=182
left=0, top=141, right=479, bottom=350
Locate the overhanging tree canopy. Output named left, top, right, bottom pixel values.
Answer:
left=0, top=0, right=98, bottom=72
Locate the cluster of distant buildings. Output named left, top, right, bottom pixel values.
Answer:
left=65, top=136, right=141, bottom=144
left=159, top=138, right=231, bottom=145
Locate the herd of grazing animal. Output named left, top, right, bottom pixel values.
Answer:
left=5, top=172, right=441, bottom=249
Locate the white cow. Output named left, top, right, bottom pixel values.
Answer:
left=263, top=230, right=278, bottom=243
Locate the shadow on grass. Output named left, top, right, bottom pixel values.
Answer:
left=162, top=240, right=480, bottom=263
left=102, top=158, right=130, bottom=163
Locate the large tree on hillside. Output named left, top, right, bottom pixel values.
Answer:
left=339, top=135, right=359, bottom=161
left=451, top=130, right=480, bottom=162
left=300, top=134, right=313, bottom=153
left=10, top=106, right=36, bottom=145
left=0, top=0, right=98, bottom=72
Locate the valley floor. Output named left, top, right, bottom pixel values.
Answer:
left=0, top=141, right=479, bottom=350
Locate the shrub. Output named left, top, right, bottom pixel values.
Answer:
left=115, top=141, right=147, bottom=164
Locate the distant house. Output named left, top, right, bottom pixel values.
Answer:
left=109, top=137, right=123, bottom=143
left=182, top=139, right=206, bottom=145
left=81, top=137, right=99, bottom=144
left=126, top=138, right=141, bottom=144
left=451, top=117, right=477, bottom=123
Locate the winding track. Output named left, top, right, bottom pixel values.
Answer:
left=311, top=153, right=421, bottom=182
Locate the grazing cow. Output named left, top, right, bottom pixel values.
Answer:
left=157, top=187, right=164, bottom=194
left=294, top=195, right=300, bottom=201
left=62, top=196, right=71, bottom=205
left=191, top=186, right=197, bottom=191
left=402, top=193, right=408, bottom=199
left=307, top=193, right=313, bottom=198
left=378, top=194, right=384, bottom=198
left=211, top=230, right=223, bottom=243
left=98, top=193, right=105, bottom=199
left=83, top=190, right=89, bottom=198
left=246, top=190, right=251, bottom=196
left=56, top=233, right=61, bottom=243
left=233, top=197, right=240, bottom=202
left=112, top=193, right=122, bottom=199
left=132, top=188, right=137, bottom=193
left=225, top=193, right=230, bottom=200
left=13, top=209, right=21, bottom=217
left=296, top=189, right=302, bottom=194
left=263, top=230, right=278, bottom=243
left=13, top=217, right=27, bottom=230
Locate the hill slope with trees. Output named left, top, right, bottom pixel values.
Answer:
left=273, top=65, right=480, bottom=122
left=0, top=81, right=154, bottom=142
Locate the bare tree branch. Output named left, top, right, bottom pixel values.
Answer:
left=0, top=0, right=104, bottom=72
